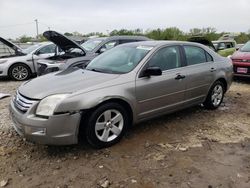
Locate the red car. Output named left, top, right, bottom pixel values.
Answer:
left=231, top=41, right=250, bottom=77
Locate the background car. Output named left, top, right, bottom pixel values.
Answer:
left=10, top=41, right=233, bottom=148
left=231, top=41, right=250, bottom=77
left=212, top=40, right=237, bottom=57
left=0, top=37, right=25, bottom=58
left=0, top=42, right=58, bottom=80
left=188, top=36, right=216, bottom=51
left=36, top=31, right=150, bottom=75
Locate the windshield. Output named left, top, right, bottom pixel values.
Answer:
left=81, top=38, right=105, bottom=51
left=86, top=45, right=152, bottom=74
left=240, top=41, right=250, bottom=52
left=22, top=44, right=42, bottom=54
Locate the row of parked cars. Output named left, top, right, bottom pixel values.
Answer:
left=0, top=32, right=149, bottom=80
left=4, top=30, right=236, bottom=148
left=1, top=32, right=249, bottom=81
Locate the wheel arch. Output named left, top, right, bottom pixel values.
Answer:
left=8, top=62, right=32, bottom=77
left=80, top=97, right=134, bottom=127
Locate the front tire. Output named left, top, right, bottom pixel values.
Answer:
left=83, top=103, right=129, bottom=148
left=9, top=63, right=31, bottom=81
left=203, top=81, right=225, bottom=110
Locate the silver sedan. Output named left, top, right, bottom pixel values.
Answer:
left=0, top=42, right=57, bottom=80
left=9, top=41, right=233, bottom=148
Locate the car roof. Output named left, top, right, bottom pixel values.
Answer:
left=92, top=35, right=149, bottom=41
left=120, top=40, right=206, bottom=48
left=212, top=40, right=236, bottom=43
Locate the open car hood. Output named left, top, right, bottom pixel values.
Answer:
left=188, top=36, right=216, bottom=51
left=0, top=37, right=25, bottom=55
left=43, top=30, right=86, bottom=54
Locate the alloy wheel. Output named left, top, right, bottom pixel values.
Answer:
left=95, top=109, right=124, bottom=142
left=211, top=84, right=223, bottom=107
left=12, top=65, right=28, bottom=80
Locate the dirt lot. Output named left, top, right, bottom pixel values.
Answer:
left=0, top=79, right=250, bottom=188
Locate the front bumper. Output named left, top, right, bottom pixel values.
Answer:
left=0, top=63, right=9, bottom=77
left=9, top=99, right=81, bottom=145
left=233, top=62, right=250, bottom=77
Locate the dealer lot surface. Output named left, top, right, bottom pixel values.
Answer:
left=0, top=79, right=250, bottom=188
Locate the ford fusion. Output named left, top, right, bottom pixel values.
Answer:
left=9, top=41, right=233, bottom=148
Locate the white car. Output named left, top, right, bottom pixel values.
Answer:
left=0, top=38, right=57, bottom=81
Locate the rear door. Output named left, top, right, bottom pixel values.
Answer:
left=136, top=45, right=187, bottom=120
left=181, top=45, right=215, bottom=105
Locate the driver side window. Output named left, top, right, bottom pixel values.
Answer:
left=37, top=44, right=56, bottom=54
left=148, top=46, right=181, bottom=71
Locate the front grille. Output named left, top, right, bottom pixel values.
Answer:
left=14, top=92, right=37, bottom=113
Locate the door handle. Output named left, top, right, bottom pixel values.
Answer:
left=210, top=67, right=216, bottom=72
left=175, top=74, right=185, bottom=80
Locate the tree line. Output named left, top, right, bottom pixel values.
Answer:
left=17, top=27, right=250, bottom=44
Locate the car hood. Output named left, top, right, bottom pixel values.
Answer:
left=0, top=37, right=25, bottom=56
left=188, top=36, right=216, bottom=51
left=231, top=51, right=250, bottom=59
left=43, top=30, right=86, bottom=54
left=18, top=69, right=120, bottom=99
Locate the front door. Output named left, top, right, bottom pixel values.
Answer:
left=135, top=46, right=187, bottom=120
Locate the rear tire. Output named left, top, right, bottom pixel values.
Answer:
left=82, top=103, right=129, bottom=149
left=9, top=63, right=31, bottom=81
left=203, top=81, right=225, bottom=110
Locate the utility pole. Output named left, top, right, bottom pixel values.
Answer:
left=34, top=19, right=39, bottom=39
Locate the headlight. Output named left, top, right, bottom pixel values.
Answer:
left=36, top=94, right=69, bottom=117
left=0, top=59, right=8, bottom=64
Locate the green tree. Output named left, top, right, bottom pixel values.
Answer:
left=235, top=32, right=250, bottom=43
left=18, top=35, right=33, bottom=43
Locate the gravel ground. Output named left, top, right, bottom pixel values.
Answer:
left=0, top=78, right=250, bottom=188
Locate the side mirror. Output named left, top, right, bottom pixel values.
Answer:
left=143, top=67, right=162, bottom=77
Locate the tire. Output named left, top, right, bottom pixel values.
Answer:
left=203, top=81, right=225, bottom=110
left=9, top=63, right=31, bottom=81
left=83, top=102, right=129, bottom=149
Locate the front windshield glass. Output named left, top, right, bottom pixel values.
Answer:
left=22, top=43, right=42, bottom=54
left=240, top=41, right=250, bottom=52
left=81, top=38, right=105, bottom=51
left=86, top=45, right=152, bottom=74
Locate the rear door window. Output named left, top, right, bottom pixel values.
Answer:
left=184, top=46, right=208, bottom=65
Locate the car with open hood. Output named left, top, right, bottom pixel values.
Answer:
left=9, top=41, right=233, bottom=148
left=231, top=41, right=250, bottom=77
left=188, top=36, right=237, bottom=57
left=0, top=38, right=58, bottom=81
left=36, top=31, right=150, bottom=75
left=0, top=37, right=25, bottom=58
left=187, top=36, right=216, bottom=51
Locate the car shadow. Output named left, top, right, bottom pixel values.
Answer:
left=233, top=76, right=250, bottom=84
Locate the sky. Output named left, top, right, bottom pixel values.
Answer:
left=0, top=0, right=250, bottom=39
